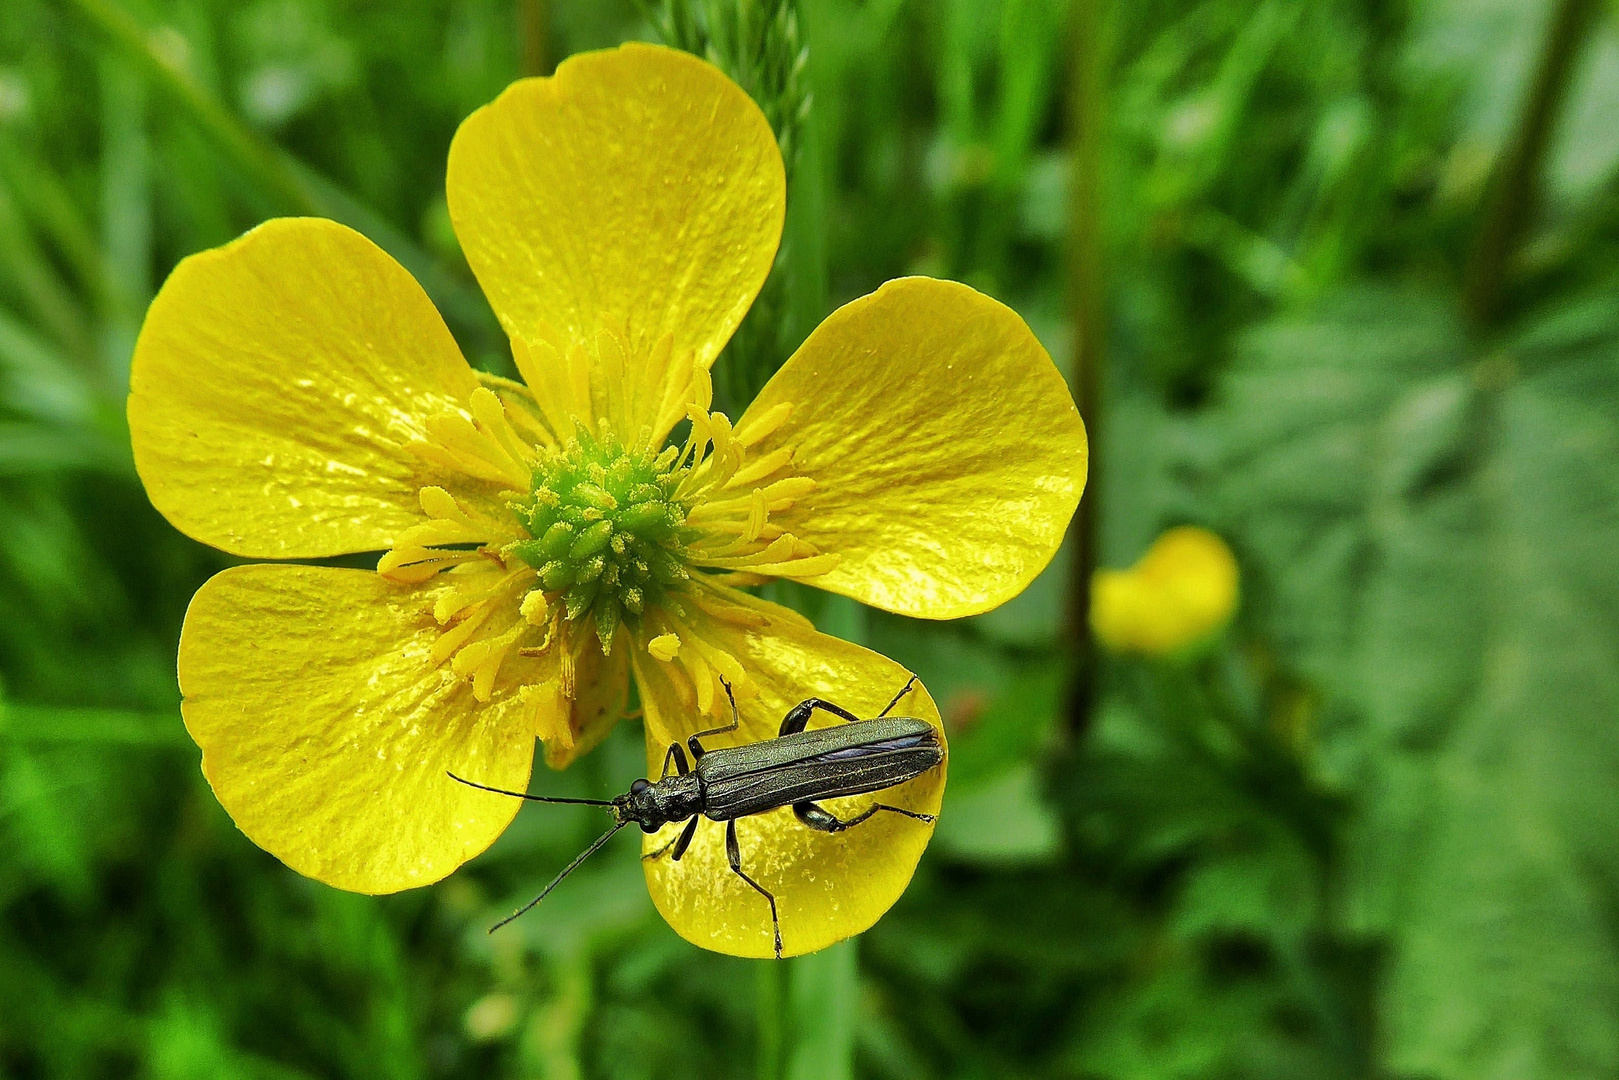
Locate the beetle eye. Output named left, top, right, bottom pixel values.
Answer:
left=630, top=778, right=651, bottom=794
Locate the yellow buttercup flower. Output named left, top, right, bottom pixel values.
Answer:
left=1090, top=526, right=1239, bottom=657
left=128, top=44, right=1087, bottom=959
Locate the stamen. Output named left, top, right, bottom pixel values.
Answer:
left=677, top=645, right=714, bottom=715
left=377, top=546, right=480, bottom=583
left=648, top=632, right=681, bottom=661
left=469, top=387, right=536, bottom=471
left=660, top=613, right=752, bottom=720
left=520, top=589, right=550, bottom=625
left=521, top=681, right=574, bottom=750
left=559, top=643, right=577, bottom=700
left=432, top=564, right=519, bottom=624
left=431, top=604, right=494, bottom=664
left=743, top=489, right=767, bottom=543
left=734, top=401, right=792, bottom=447
left=395, top=519, right=485, bottom=548
left=475, top=373, right=560, bottom=449
left=453, top=620, right=526, bottom=702
left=420, top=412, right=530, bottom=491
left=727, top=446, right=794, bottom=489
left=688, top=365, right=714, bottom=416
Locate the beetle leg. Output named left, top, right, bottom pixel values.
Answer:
left=671, top=815, right=699, bottom=860
left=641, top=815, right=700, bottom=863
left=793, top=801, right=845, bottom=832
left=659, top=742, right=690, bottom=779
left=726, top=819, right=782, bottom=959
left=876, top=675, right=920, bottom=718
left=637, top=835, right=676, bottom=867
left=794, top=800, right=937, bottom=832
left=777, top=698, right=864, bottom=736
left=687, top=676, right=742, bottom=761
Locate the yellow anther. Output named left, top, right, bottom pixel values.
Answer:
left=418, top=485, right=464, bottom=521
left=743, top=488, right=767, bottom=543
left=648, top=632, right=681, bottom=661
left=734, top=401, right=792, bottom=447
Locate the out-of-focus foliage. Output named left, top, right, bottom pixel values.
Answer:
left=2, top=0, right=1618, bottom=1078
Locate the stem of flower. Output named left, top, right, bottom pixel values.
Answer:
left=782, top=104, right=829, bottom=369
left=756, top=958, right=785, bottom=1080
left=784, top=938, right=858, bottom=1080
left=1064, top=0, right=1113, bottom=731
left=1462, top=0, right=1599, bottom=326
left=519, top=0, right=552, bottom=77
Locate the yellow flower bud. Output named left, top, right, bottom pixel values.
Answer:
left=1090, top=526, right=1239, bottom=656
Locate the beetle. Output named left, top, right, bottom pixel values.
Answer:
left=449, top=675, right=943, bottom=957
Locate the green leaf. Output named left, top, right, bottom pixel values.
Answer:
left=933, top=764, right=1063, bottom=865
left=1207, top=285, right=1619, bottom=1079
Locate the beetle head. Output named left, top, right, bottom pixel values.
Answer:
left=613, top=778, right=667, bottom=832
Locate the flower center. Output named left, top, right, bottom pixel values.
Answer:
left=379, top=379, right=843, bottom=733
left=508, top=428, right=690, bottom=642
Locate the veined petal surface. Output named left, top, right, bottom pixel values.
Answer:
left=631, top=589, right=945, bottom=959
left=178, top=565, right=539, bottom=894
left=740, top=277, right=1088, bottom=619
left=129, top=218, right=484, bottom=559
left=446, top=43, right=784, bottom=440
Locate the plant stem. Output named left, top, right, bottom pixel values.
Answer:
left=784, top=940, right=858, bottom=1080
left=1064, top=0, right=1111, bottom=730
left=1463, top=0, right=1598, bottom=325
left=783, top=0, right=827, bottom=365
left=765, top=597, right=864, bottom=1080
left=520, top=0, right=551, bottom=77
left=756, top=958, right=785, bottom=1080
left=761, top=3, right=858, bottom=1075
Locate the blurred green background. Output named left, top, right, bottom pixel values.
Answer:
left=3, top=0, right=1619, bottom=1076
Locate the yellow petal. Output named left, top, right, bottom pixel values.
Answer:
left=1091, top=526, right=1240, bottom=655
left=446, top=43, right=784, bottom=440
left=129, top=218, right=485, bottom=558
left=630, top=587, right=946, bottom=959
left=740, top=278, right=1088, bottom=619
left=178, top=565, right=540, bottom=893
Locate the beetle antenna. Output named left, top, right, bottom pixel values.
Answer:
left=447, top=771, right=615, bottom=807
left=489, top=820, right=629, bottom=933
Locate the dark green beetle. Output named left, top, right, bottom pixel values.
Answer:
left=450, top=676, right=943, bottom=957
